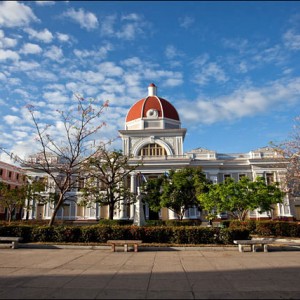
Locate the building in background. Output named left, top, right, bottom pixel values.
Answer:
left=20, top=84, right=300, bottom=221
left=0, top=161, right=26, bottom=220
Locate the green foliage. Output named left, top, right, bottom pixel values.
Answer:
left=164, top=219, right=202, bottom=227
left=198, top=176, right=284, bottom=221
left=31, top=226, right=58, bottom=242
left=255, top=221, right=300, bottom=237
left=145, top=220, right=165, bottom=227
left=1, top=221, right=298, bottom=245
left=0, top=182, right=27, bottom=223
left=144, top=167, right=210, bottom=220
left=98, top=219, right=133, bottom=226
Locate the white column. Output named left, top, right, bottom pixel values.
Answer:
left=130, top=172, right=136, bottom=219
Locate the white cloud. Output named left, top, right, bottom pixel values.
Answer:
left=0, top=49, right=19, bottom=61
left=20, top=43, right=42, bottom=55
left=43, top=91, right=69, bottom=104
left=121, top=13, right=141, bottom=22
left=164, top=78, right=183, bottom=87
left=24, top=28, right=54, bottom=43
left=0, top=1, right=39, bottom=28
left=98, top=62, right=123, bottom=77
left=56, top=32, right=70, bottom=42
left=10, top=60, right=40, bottom=71
left=179, top=16, right=195, bottom=29
left=27, top=70, right=57, bottom=81
left=44, top=45, right=63, bottom=61
left=121, top=57, right=143, bottom=67
left=100, top=14, right=147, bottom=40
left=100, top=15, right=116, bottom=36
left=165, top=45, right=184, bottom=60
left=63, top=8, right=98, bottom=30
left=283, top=29, right=300, bottom=50
left=0, top=30, right=18, bottom=48
left=35, top=1, right=55, bottom=6
left=179, top=77, right=300, bottom=125
left=115, top=23, right=140, bottom=40
left=4, top=115, right=22, bottom=125
left=193, top=62, right=228, bottom=86
left=192, top=54, right=210, bottom=67
left=74, top=43, right=113, bottom=60
left=0, top=72, right=7, bottom=81
left=12, top=130, right=28, bottom=139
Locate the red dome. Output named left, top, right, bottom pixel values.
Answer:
left=126, top=96, right=180, bottom=123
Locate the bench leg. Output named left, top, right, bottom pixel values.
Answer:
left=238, top=244, right=244, bottom=252
left=12, top=241, right=18, bottom=249
left=111, top=244, right=116, bottom=252
left=134, top=244, right=138, bottom=252
left=263, top=244, right=269, bottom=252
left=252, top=245, right=258, bottom=252
left=124, top=244, right=128, bottom=252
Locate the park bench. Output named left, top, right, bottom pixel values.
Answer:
left=234, top=238, right=300, bottom=253
left=107, top=240, right=143, bottom=252
left=0, top=237, right=23, bottom=249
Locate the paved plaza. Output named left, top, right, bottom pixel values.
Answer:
left=0, top=246, right=299, bottom=299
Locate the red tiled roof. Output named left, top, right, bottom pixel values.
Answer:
left=126, top=96, right=180, bottom=122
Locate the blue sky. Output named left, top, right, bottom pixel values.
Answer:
left=1, top=1, right=300, bottom=162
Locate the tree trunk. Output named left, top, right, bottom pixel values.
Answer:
left=49, top=193, right=64, bottom=226
left=109, top=203, right=114, bottom=220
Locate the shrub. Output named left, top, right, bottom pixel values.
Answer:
left=218, top=228, right=250, bottom=244
left=31, top=226, right=58, bottom=242
left=98, top=219, right=133, bottom=226
left=164, top=219, right=202, bottom=227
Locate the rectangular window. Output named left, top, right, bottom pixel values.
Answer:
left=8, top=171, right=12, bottom=178
left=0, top=169, right=3, bottom=176
left=239, top=174, right=246, bottom=181
left=224, top=174, right=231, bottom=181
left=265, top=173, right=274, bottom=185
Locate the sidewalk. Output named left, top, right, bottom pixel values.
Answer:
left=0, top=247, right=299, bottom=299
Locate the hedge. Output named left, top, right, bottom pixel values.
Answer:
left=0, top=224, right=249, bottom=245
left=222, top=220, right=300, bottom=238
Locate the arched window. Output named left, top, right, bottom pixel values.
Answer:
left=139, top=143, right=167, bottom=156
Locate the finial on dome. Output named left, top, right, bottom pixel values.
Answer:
left=148, top=83, right=157, bottom=96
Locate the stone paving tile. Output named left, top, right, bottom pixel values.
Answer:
left=146, top=290, right=194, bottom=299
left=95, top=289, right=147, bottom=299
left=0, top=248, right=299, bottom=299
left=48, top=287, right=101, bottom=299
left=0, top=287, right=57, bottom=299
left=105, top=277, right=150, bottom=291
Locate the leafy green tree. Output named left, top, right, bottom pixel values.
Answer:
left=198, top=176, right=284, bottom=221
left=142, top=176, right=165, bottom=215
left=81, top=148, right=139, bottom=220
left=144, top=167, right=210, bottom=220
left=0, top=182, right=26, bottom=223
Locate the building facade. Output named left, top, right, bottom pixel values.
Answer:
left=0, top=161, right=26, bottom=220
left=21, top=83, right=300, bottom=221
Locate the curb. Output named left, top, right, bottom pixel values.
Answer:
left=18, top=243, right=238, bottom=251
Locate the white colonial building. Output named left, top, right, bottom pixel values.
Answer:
left=21, top=83, right=300, bottom=222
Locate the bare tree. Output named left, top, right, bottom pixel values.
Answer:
left=274, top=116, right=300, bottom=197
left=1, top=94, right=110, bottom=226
